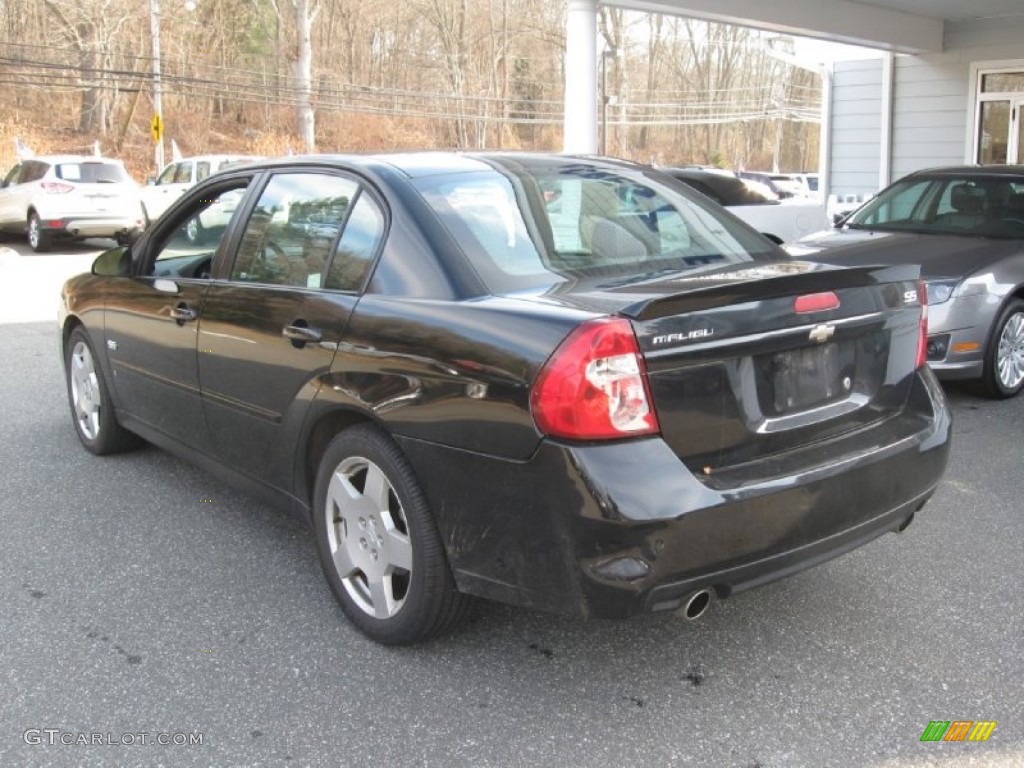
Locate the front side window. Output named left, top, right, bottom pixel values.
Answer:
left=230, top=173, right=359, bottom=288
left=156, top=163, right=178, bottom=185
left=173, top=162, right=194, bottom=185
left=144, top=178, right=254, bottom=279
left=196, top=161, right=212, bottom=182
left=848, top=175, right=1024, bottom=237
left=3, top=164, right=22, bottom=186
left=414, top=160, right=778, bottom=293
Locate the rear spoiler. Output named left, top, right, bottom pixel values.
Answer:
left=619, top=261, right=920, bottom=321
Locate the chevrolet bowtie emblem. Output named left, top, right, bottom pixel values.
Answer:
left=809, top=324, right=836, bottom=344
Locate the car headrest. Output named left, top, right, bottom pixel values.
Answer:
left=1006, top=192, right=1024, bottom=214
left=950, top=183, right=986, bottom=214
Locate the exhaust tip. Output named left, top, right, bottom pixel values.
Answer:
left=682, top=589, right=712, bottom=620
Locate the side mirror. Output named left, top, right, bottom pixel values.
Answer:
left=832, top=212, right=847, bottom=227
left=146, top=177, right=156, bottom=185
left=92, top=246, right=132, bottom=277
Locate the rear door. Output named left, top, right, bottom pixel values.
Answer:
left=51, top=160, right=140, bottom=217
left=197, top=169, right=387, bottom=489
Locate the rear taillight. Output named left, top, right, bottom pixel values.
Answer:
left=916, top=279, right=928, bottom=369
left=40, top=181, right=74, bottom=194
left=531, top=317, right=659, bottom=440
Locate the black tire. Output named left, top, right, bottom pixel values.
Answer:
left=312, top=424, right=470, bottom=645
left=27, top=212, right=52, bottom=252
left=65, top=327, right=140, bottom=454
left=977, top=298, right=1024, bottom=399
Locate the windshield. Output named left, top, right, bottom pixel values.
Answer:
left=413, top=160, right=781, bottom=293
left=847, top=175, right=1024, bottom=238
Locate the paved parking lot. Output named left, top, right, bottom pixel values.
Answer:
left=0, top=242, right=1021, bottom=767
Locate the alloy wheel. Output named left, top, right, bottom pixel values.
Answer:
left=996, top=311, right=1024, bottom=390
left=69, top=340, right=102, bottom=440
left=324, top=456, right=413, bottom=619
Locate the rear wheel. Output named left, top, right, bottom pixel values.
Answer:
left=312, top=424, right=470, bottom=645
left=65, top=327, right=140, bottom=454
left=979, top=298, right=1024, bottom=398
left=27, top=212, right=52, bottom=252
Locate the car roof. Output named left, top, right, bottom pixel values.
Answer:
left=228, top=151, right=654, bottom=180
left=24, top=155, right=126, bottom=165
left=907, top=164, right=1024, bottom=178
left=168, top=154, right=259, bottom=164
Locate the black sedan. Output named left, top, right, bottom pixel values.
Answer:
left=60, top=153, right=951, bottom=644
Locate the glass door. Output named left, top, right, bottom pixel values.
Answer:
left=976, top=70, right=1024, bottom=165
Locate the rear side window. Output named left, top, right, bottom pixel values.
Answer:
left=55, top=162, right=129, bottom=183
left=20, top=161, right=49, bottom=183
left=196, top=161, right=212, bottom=182
left=325, top=193, right=385, bottom=292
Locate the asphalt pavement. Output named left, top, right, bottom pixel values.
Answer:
left=0, top=241, right=1021, bottom=767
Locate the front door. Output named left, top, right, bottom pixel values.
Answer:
left=103, top=174, right=256, bottom=450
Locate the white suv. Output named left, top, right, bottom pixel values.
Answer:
left=0, top=155, right=144, bottom=252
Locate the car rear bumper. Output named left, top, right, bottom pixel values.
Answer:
left=41, top=216, right=143, bottom=239
left=397, top=367, right=952, bottom=619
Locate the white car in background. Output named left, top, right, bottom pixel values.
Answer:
left=140, top=155, right=259, bottom=241
left=663, top=167, right=830, bottom=245
left=0, top=155, right=144, bottom=252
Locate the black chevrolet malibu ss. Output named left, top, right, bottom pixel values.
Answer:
left=59, top=153, right=952, bottom=644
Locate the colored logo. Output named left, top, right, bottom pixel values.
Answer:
left=920, top=720, right=997, bottom=742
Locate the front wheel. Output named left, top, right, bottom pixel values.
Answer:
left=979, top=298, right=1024, bottom=398
left=312, top=424, right=470, bottom=645
left=65, top=327, right=140, bottom=454
left=27, top=212, right=52, bottom=252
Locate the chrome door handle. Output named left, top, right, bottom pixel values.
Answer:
left=170, top=305, right=197, bottom=323
left=282, top=324, right=322, bottom=346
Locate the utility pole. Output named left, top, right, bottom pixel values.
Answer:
left=150, top=0, right=164, bottom=173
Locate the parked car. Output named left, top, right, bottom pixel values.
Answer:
left=737, top=170, right=805, bottom=199
left=791, top=165, right=1024, bottom=398
left=140, top=154, right=259, bottom=238
left=790, top=172, right=821, bottom=199
left=59, top=153, right=951, bottom=644
left=0, top=155, right=144, bottom=252
left=663, top=167, right=830, bottom=244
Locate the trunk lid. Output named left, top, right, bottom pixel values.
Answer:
left=617, top=260, right=923, bottom=474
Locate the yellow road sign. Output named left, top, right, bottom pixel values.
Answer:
left=150, top=114, right=163, bottom=143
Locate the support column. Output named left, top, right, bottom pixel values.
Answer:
left=879, top=52, right=894, bottom=190
left=563, top=0, right=598, bottom=154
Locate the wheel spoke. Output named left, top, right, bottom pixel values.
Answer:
left=362, top=463, right=391, bottom=511
left=330, top=537, right=357, bottom=579
left=328, top=469, right=361, bottom=504
left=384, top=528, right=413, bottom=572
left=368, top=576, right=394, bottom=619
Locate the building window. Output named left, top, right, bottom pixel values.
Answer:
left=976, top=66, right=1024, bottom=165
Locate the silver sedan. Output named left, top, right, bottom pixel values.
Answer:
left=790, top=165, right=1024, bottom=398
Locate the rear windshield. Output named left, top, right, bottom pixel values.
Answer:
left=413, top=161, right=781, bottom=292
left=847, top=175, right=1024, bottom=238
left=55, top=162, right=130, bottom=184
